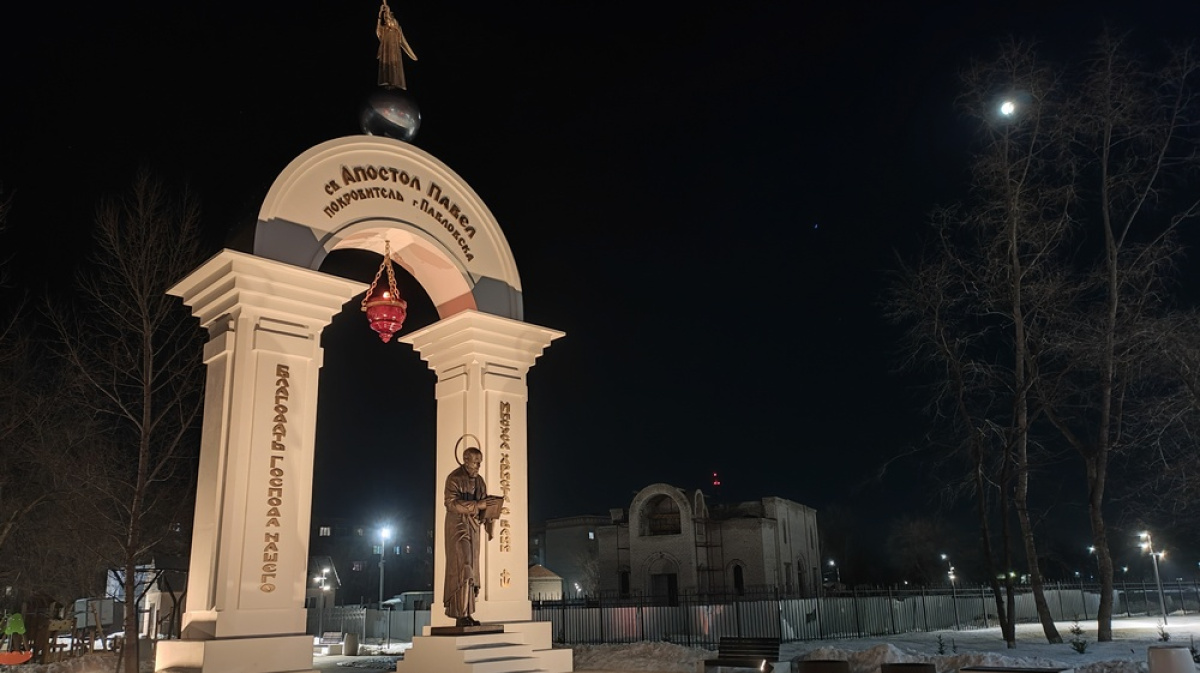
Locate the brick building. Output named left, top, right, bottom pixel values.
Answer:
left=541, top=483, right=820, bottom=602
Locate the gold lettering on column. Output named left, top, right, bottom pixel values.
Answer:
left=261, top=364, right=290, bottom=593
left=498, top=401, right=512, bottom=553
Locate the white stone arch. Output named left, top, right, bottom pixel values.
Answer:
left=254, top=135, right=524, bottom=320
left=156, top=135, right=567, bottom=673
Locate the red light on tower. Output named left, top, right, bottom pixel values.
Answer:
left=712, top=471, right=721, bottom=488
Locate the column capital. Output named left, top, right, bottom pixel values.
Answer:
left=401, top=309, right=563, bottom=377
left=170, top=249, right=365, bottom=329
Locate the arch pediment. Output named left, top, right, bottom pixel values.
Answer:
left=254, top=135, right=523, bottom=320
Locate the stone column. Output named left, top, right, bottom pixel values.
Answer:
left=156, top=249, right=363, bottom=673
left=402, top=310, right=562, bottom=627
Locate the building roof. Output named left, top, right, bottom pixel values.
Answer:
left=528, top=564, right=562, bottom=580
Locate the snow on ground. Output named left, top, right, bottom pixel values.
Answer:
left=574, top=615, right=1200, bottom=672
left=573, top=641, right=715, bottom=671
left=6, top=615, right=1199, bottom=672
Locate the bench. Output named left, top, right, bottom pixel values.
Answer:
left=314, top=631, right=345, bottom=656
left=702, top=636, right=781, bottom=673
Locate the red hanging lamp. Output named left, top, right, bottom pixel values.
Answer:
left=361, top=240, right=408, bottom=343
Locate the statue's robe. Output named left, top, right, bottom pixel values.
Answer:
left=443, top=466, right=489, bottom=619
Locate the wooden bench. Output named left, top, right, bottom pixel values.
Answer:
left=314, top=631, right=345, bottom=656
left=702, top=636, right=781, bottom=673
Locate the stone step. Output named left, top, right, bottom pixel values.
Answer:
left=464, top=657, right=545, bottom=673
left=420, top=631, right=528, bottom=648
left=460, top=642, right=536, bottom=662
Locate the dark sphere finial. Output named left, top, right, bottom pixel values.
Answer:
left=360, top=86, right=421, bottom=143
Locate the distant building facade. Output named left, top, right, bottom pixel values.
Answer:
left=308, top=517, right=433, bottom=604
left=305, top=555, right=340, bottom=610
left=543, top=515, right=608, bottom=595
left=528, top=564, right=564, bottom=600
left=542, top=483, right=820, bottom=601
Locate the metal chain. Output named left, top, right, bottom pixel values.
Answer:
left=360, top=239, right=400, bottom=310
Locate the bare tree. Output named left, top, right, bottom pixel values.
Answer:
left=571, top=548, right=601, bottom=596
left=1147, top=314, right=1200, bottom=532
left=893, top=34, right=1200, bottom=645
left=0, top=189, right=75, bottom=603
left=891, top=39, right=1075, bottom=645
left=885, top=516, right=961, bottom=586
left=46, top=170, right=206, bottom=673
left=1028, top=34, right=1200, bottom=642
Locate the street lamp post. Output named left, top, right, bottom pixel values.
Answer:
left=379, top=527, right=391, bottom=608
left=827, top=559, right=840, bottom=586
left=1121, top=566, right=1132, bottom=618
left=1139, top=531, right=1168, bottom=625
left=314, top=567, right=330, bottom=635
left=941, top=554, right=960, bottom=630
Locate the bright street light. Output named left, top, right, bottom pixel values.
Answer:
left=1139, top=531, right=1168, bottom=624
left=940, top=554, right=955, bottom=582
left=940, top=553, right=960, bottom=630
left=827, top=559, right=841, bottom=585
left=993, top=90, right=1032, bottom=125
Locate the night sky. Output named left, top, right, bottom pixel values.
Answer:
left=3, top=2, right=1199, bottom=578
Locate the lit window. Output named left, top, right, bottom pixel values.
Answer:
left=319, top=526, right=331, bottom=537
left=355, top=528, right=364, bottom=536
left=352, top=561, right=364, bottom=571
left=404, top=545, right=412, bottom=554
left=393, top=545, right=401, bottom=555
left=588, top=530, right=595, bottom=540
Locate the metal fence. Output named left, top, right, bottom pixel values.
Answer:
left=306, top=606, right=431, bottom=644
left=303, top=581, right=1199, bottom=646
left=529, top=580, right=1200, bottom=647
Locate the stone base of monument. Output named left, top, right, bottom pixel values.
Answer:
left=156, top=634, right=315, bottom=673
left=396, top=620, right=572, bottom=673
left=430, top=624, right=506, bottom=636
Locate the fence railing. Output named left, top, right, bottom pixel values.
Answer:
left=305, top=606, right=430, bottom=644
left=305, top=580, right=1200, bottom=647
left=528, top=580, right=1200, bottom=646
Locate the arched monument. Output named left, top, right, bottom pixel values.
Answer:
left=154, top=13, right=569, bottom=669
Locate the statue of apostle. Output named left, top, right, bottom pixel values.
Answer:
left=443, top=447, right=503, bottom=626
left=376, top=0, right=417, bottom=90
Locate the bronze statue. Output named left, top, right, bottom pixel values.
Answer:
left=443, top=446, right=502, bottom=626
left=376, top=0, right=417, bottom=90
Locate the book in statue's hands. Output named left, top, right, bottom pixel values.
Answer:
left=478, top=496, right=503, bottom=519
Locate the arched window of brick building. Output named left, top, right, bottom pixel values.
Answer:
left=639, top=494, right=681, bottom=536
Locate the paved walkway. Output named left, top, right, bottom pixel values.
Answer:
left=311, top=653, right=644, bottom=672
